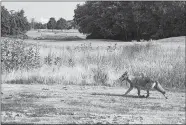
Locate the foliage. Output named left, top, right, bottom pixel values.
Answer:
left=74, top=1, right=186, bottom=41
left=1, top=6, right=30, bottom=36
left=47, top=17, right=56, bottom=31
left=56, top=18, right=67, bottom=30
left=1, top=38, right=41, bottom=72
left=34, top=18, right=77, bottom=30
left=66, top=20, right=78, bottom=29
left=1, top=6, right=11, bottom=35
left=34, top=22, right=47, bottom=29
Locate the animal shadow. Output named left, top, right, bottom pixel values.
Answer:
left=91, top=93, right=141, bottom=98
left=91, top=92, right=156, bottom=99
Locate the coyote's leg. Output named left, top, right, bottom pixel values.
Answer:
left=124, top=87, right=133, bottom=96
left=155, top=81, right=168, bottom=99
left=146, top=90, right=149, bottom=98
left=137, top=88, right=141, bottom=96
left=137, top=88, right=145, bottom=98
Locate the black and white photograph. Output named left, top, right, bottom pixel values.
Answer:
left=1, top=1, right=185, bottom=124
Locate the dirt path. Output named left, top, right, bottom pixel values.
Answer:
left=1, top=84, right=185, bottom=124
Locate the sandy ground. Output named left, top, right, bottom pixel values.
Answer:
left=1, top=84, right=185, bottom=124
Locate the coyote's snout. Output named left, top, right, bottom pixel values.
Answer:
left=119, top=71, right=168, bottom=99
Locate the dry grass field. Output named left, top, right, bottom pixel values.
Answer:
left=1, top=84, right=185, bottom=124
left=1, top=30, right=185, bottom=124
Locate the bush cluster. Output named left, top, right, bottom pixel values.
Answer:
left=1, top=38, right=40, bottom=72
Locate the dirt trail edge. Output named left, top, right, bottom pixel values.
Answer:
left=1, top=84, right=185, bottom=124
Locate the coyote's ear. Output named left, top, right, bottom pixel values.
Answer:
left=124, top=71, right=128, bottom=75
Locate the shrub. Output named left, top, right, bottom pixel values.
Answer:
left=92, top=68, right=109, bottom=86
left=1, top=38, right=41, bottom=72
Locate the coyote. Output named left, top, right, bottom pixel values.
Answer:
left=119, top=71, right=168, bottom=99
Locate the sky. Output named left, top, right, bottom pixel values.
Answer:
left=2, top=2, right=85, bottom=23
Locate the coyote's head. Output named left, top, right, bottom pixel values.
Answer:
left=119, top=71, right=129, bottom=82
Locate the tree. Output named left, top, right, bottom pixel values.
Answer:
left=1, top=6, right=30, bottom=36
left=14, top=9, right=30, bottom=33
left=56, top=18, right=67, bottom=30
left=1, top=6, right=11, bottom=36
left=47, top=17, right=56, bottom=31
left=66, top=20, right=78, bottom=29
left=31, top=18, right=35, bottom=29
left=74, top=1, right=186, bottom=41
left=34, top=22, right=47, bottom=29
left=42, top=23, right=47, bottom=29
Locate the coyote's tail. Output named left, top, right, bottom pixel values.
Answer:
left=155, top=81, right=168, bottom=99
left=155, top=81, right=166, bottom=94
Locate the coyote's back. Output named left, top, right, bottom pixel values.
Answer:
left=131, top=76, right=156, bottom=90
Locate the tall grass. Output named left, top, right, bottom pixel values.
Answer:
left=1, top=37, right=185, bottom=90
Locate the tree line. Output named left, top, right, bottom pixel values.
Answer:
left=74, top=1, right=186, bottom=41
left=33, top=17, right=77, bottom=31
left=1, top=6, right=78, bottom=36
left=46, top=17, right=78, bottom=31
